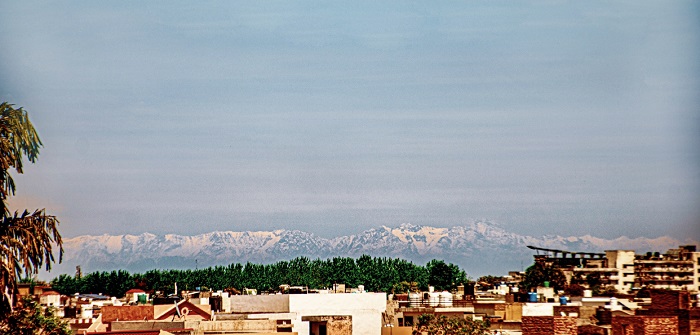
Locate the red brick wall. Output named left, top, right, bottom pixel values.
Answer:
left=522, top=316, right=576, bottom=335
left=637, top=308, right=689, bottom=335
left=553, top=316, right=577, bottom=335
left=650, top=290, right=690, bottom=310
left=523, top=316, right=554, bottom=335
left=689, top=310, right=700, bottom=335
left=577, top=324, right=606, bottom=335
left=612, top=316, right=643, bottom=335
left=643, top=316, right=678, bottom=335
left=613, top=315, right=678, bottom=335
left=101, top=305, right=154, bottom=323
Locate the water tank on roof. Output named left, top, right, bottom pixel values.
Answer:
left=409, top=293, right=421, bottom=307
left=439, top=291, right=453, bottom=307
left=499, top=284, right=509, bottom=294
left=210, top=295, right=222, bottom=312
left=528, top=292, right=538, bottom=302
left=428, top=292, right=440, bottom=307
left=465, top=283, right=475, bottom=296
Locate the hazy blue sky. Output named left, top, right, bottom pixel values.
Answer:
left=1, top=1, right=698, bottom=240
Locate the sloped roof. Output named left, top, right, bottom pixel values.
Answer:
left=155, top=300, right=212, bottom=321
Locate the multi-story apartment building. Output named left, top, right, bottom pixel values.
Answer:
left=527, top=245, right=700, bottom=293
left=633, top=246, right=699, bottom=291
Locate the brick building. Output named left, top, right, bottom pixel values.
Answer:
left=612, top=315, right=678, bottom=335
left=521, top=316, right=577, bottom=335
left=632, top=290, right=699, bottom=335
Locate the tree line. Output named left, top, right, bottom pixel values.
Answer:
left=50, top=256, right=468, bottom=298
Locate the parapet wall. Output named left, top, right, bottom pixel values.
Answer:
left=521, top=316, right=577, bottom=335
left=229, top=294, right=290, bottom=313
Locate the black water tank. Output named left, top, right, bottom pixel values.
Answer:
left=209, top=296, right=222, bottom=312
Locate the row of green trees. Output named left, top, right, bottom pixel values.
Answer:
left=50, top=256, right=469, bottom=298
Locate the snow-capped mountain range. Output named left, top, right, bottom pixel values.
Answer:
left=54, top=221, right=696, bottom=278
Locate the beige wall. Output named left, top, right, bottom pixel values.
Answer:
left=198, top=320, right=279, bottom=332
left=111, top=319, right=281, bottom=334
left=230, top=294, right=290, bottom=313
left=505, top=303, right=522, bottom=321
left=381, top=327, right=413, bottom=335
left=111, top=321, right=187, bottom=331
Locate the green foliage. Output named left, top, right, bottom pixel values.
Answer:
left=427, top=259, right=467, bottom=291
left=0, top=103, right=42, bottom=211
left=392, top=281, right=415, bottom=294
left=412, top=314, right=490, bottom=335
left=585, top=272, right=602, bottom=289
left=0, top=103, right=63, bottom=317
left=0, top=297, right=72, bottom=335
left=597, top=285, right=618, bottom=297
left=522, top=260, right=566, bottom=291
left=564, top=284, right=584, bottom=297
left=50, top=275, right=78, bottom=296
left=50, top=256, right=468, bottom=297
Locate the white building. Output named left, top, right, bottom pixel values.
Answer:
left=229, top=292, right=387, bottom=335
left=40, top=290, right=61, bottom=307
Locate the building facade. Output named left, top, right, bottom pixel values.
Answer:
left=528, top=245, right=700, bottom=293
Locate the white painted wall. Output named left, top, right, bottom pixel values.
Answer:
left=536, top=287, right=555, bottom=300
left=40, top=294, right=61, bottom=307
left=521, top=303, right=556, bottom=316
left=226, top=292, right=386, bottom=335
left=606, top=250, right=636, bottom=292
left=289, top=293, right=387, bottom=335
left=692, top=252, right=700, bottom=292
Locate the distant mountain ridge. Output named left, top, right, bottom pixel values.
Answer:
left=54, top=222, right=696, bottom=278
